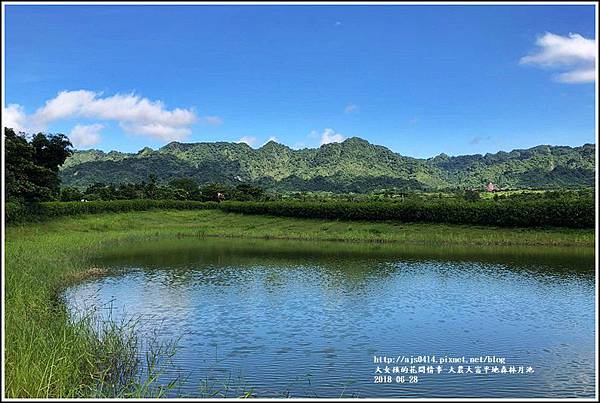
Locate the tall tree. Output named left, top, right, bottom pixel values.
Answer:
left=31, top=132, right=73, bottom=172
left=4, top=128, right=73, bottom=202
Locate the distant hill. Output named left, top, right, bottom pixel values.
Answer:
left=60, top=137, right=595, bottom=192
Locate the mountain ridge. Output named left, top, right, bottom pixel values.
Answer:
left=60, top=137, right=596, bottom=192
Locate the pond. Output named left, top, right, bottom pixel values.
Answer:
left=63, top=238, right=595, bottom=398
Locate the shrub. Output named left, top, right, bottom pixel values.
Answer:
left=5, top=202, right=30, bottom=223
left=6, top=200, right=219, bottom=224
left=219, top=198, right=594, bottom=229
left=6, top=197, right=594, bottom=228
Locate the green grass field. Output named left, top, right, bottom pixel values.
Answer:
left=4, top=209, right=595, bottom=397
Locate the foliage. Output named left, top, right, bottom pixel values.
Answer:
left=5, top=202, right=29, bottom=223
left=60, top=186, right=84, bottom=202
left=219, top=196, right=594, bottom=229
left=463, top=189, right=481, bottom=201
left=60, top=137, right=595, bottom=192
left=31, top=132, right=73, bottom=172
left=60, top=180, right=270, bottom=203
left=6, top=200, right=218, bottom=223
left=168, top=178, right=202, bottom=199
left=5, top=128, right=73, bottom=202
left=8, top=190, right=593, bottom=228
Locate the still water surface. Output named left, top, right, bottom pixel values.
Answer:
left=63, top=239, right=595, bottom=398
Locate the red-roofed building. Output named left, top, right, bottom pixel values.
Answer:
left=486, top=182, right=499, bottom=192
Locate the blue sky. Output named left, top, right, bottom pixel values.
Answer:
left=3, top=4, right=596, bottom=158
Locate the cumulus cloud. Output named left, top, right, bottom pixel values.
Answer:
left=3, top=90, right=198, bottom=142
left=555, top=68, right=596, bottom=84
left=320, top=128, right=345, bottom=145
left=69, top=124, right=103, bottom=148
left=3, top=104, right=26, bottom=132
left=236, top=136, right=257, bottom=146
left=119, top=122, right=189, bottom=141
left=344, top=103, right=359, bottom=114
left=520, top=32, right=596, bottom=83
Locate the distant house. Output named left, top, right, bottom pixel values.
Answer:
left=485, top=182, right=499, bottom=192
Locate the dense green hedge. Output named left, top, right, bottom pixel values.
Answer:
left=6, top=200, right=219, bottom=223
left=5, top=202, right=30, bottom=223
left=6, top=198, right=594, bottom=228
left=219, top=199, right=594, bottom=228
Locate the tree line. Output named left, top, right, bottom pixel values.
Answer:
left=5, top=127, right=594, bottom=208
left=60, top=179, right=268, bottom=202
left=5, top=128, right=269, bottom=203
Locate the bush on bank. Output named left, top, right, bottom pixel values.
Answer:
left=6, top=197, right=594, bottom=228
left=219, top=199, right=594, bottom=229
left=6, top=200, right=219, bottom=223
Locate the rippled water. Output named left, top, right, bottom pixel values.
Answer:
left=63, top=238, right=595, bottom=398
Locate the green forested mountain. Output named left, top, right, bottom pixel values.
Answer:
left=60, top=137, right=595, bottom=192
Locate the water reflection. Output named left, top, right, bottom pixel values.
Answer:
left=64, top=238, right=595, bottom=398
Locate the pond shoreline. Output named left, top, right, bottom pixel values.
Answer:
left=4, top=209, right=595, bottom=397
left=176, top=231, right=593, bottom=247
left=65, top=237, right=596, bottom=398
left=8, top=209, right=595, bottom=247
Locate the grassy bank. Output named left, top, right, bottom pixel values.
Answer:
left=4, top=209, right=595, bottom=397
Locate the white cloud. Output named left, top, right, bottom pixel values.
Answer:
left=236, top=136, right=257, bottom=146
left=3, top=90, right=198, bottom=141
left=200, top=115, right=223, bottom=126
left=3, top=104, right=26, bottom=132
left=69, top=124, right=103, bottom=148
left=320, top=128, right=345, bottom=145
left=555, top=68, right=596, bottom=84
left=520, top=32, right=596, bottom=83
left=119, top=122, right=189, bottom=141
left=344, top=103, right=359, bottom=114
left=520, top=33, right=596, bottom=66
